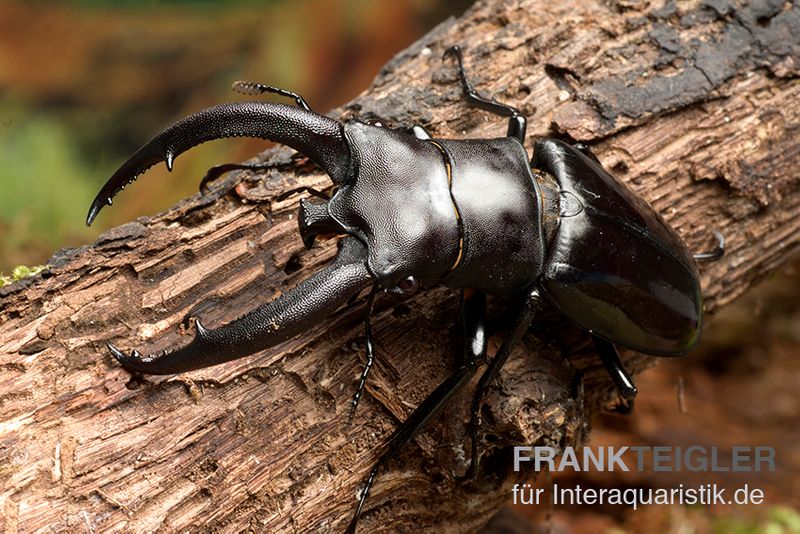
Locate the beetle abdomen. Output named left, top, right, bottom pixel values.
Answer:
left=533, top=139, right=702, bottom=355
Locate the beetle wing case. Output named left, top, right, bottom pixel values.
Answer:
left=534, top=139, right=702, bottom=356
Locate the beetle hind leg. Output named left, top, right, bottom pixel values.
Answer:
left=693, top=230, right=725, bottom=262
left=593, top=336, right=638, bottom=400
left=443, top=45, right=528, bottom=143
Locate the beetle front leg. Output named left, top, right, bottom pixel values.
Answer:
left=231, top=80, right=313, bottom=111
left=109, top=237, right=372, bottom=375
left=348, top=283, right=379, bottom=423
left=195, top=81, right=320, bottom=193
left=443, top=45, right=528, bottom=143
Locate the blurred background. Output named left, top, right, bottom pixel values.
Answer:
left=0, top=1, right=797, bottom=532
left=0, top=0, right=468, bottom=272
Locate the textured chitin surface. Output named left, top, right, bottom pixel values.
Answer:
left=441, top=137, right=545, bottom=294
left=329, top=122, right=459, bottom=288
left=534, top=139, right=702, bottom=355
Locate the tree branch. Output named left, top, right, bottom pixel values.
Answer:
left=1, top=0, right=798, bottom=531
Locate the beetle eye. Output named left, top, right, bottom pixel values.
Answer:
left=395, top=276, right=419, bottom=294
left=362, top=113, right=389, bottom=128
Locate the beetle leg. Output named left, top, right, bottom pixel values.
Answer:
left=443, top=45, right=528, bottom=143
left=464, top=288, right=543, bottom=479
left=459, top=289, right=488, bottom=366
left=693, top=230, right=725, bottom=262
left=346, top=288, right=488, bottom=533
left=348, top=283, right=380, bottom=424
left=593, top=336, right=638, bottom=400
left=345, top=364, right=480, bottom=533
left=108, top=237, right=372, bottom=375
left=193, top=80, right=317, bottom=194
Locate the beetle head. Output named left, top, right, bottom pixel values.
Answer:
left=87, top=104, right=460, bottom=291
left=326, top=121, right=460, bottom=289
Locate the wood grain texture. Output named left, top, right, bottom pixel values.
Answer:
left=1, top=0, right=798, bottom=531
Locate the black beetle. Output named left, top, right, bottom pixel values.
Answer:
left=87, top=47, right=723, bottom=532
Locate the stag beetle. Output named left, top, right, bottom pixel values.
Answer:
left=88, top=46, right=723, bottom=532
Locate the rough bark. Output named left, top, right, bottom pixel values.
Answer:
left=1, top=0, right=799, bottom=532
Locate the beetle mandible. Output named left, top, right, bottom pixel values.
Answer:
left=87, top=46, right=723, bottom=532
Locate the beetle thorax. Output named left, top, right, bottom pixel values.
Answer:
left=435, top=138, right=547, bottom=295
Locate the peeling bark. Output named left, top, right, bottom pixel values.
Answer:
left=1, top=0, right=799, bottom=532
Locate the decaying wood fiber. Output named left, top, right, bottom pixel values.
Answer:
left=1, top=0, right=798, bottom=531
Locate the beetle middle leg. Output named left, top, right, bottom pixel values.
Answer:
left=443, top=45, right=528, bottom=143
left=463, top=288, right=544, bottom=479
left=346, top=288, right=488, bottom=533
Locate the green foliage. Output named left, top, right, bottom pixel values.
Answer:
left=0, top=100, right=96, bottom=259
left=0, top=264, right=47, bottom=288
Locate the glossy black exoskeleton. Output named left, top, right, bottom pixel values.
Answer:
left=87, top=47, right=723, bottom=532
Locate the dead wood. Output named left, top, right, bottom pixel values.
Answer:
left=1, top=0, right=799, bottom=532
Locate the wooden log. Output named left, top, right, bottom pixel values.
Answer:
left=1, top=0, right=798, bottom=531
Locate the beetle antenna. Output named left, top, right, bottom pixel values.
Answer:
left=232, top=80, right=312, bottom=112
left=693, top=230, right=725, bottom=262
